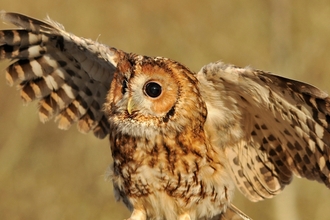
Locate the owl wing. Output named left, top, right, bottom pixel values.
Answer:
left=197, top=61, right=330, bottom=202
left=0, top=11, right=121, bottom=138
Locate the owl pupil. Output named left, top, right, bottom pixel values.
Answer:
left=144, top=82, right=162, bottom=98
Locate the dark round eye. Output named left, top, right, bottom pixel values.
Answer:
left=144, top=82, right=162, bottom=98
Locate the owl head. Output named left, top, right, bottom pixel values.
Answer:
left=105, top=53, right=207, bottom=138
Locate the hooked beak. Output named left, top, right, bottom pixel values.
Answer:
left=127, top=97, right=134, bottom=115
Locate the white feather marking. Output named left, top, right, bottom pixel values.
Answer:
left=315, top=123, right=324, bottom=139
left=319, top=156, right=326, bottom=170
left=43, top=75, right=58, bottom=90
left=62, top=83, right=75, bottom=99
left=29, top=59, right=43, bottom=78
left=42, top=55, right=61, bottom=74
left=28, top=32, right=41, bottom=45
left=307, top=139, right=316, bottom=152
left=26, top=45, right=44, bottom=58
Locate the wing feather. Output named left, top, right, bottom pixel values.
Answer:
left=198, top=61, right=330, bottom=201
left=0, top=11, right=121, bottom=138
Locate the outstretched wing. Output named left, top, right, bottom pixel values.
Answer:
left=198, top=61, right=330, bottom=202
left=0, top=11, right=121, bottom=138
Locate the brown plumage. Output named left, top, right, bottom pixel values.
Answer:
left=1, top=11, right=329, bottom=220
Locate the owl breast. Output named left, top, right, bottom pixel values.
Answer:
left=108, top=124, right=235, bottom=219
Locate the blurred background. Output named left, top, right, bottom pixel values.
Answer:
left=0, top=0, right=330, bottom=220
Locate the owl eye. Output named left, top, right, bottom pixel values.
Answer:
left=144, top=82, right=162, bottom=98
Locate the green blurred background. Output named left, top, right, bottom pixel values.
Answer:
left=0, top=1, right=330, bottom=220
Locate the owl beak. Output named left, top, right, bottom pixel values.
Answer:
left=127, top=97, right=134, bottom=115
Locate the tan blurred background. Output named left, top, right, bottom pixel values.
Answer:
left=0, top=1, right=330, bottom=220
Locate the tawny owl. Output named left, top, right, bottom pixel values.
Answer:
left=0, top=11, right=329, bottom=220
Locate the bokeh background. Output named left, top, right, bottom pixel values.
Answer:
left=1, top=1, right=330, bottom=220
